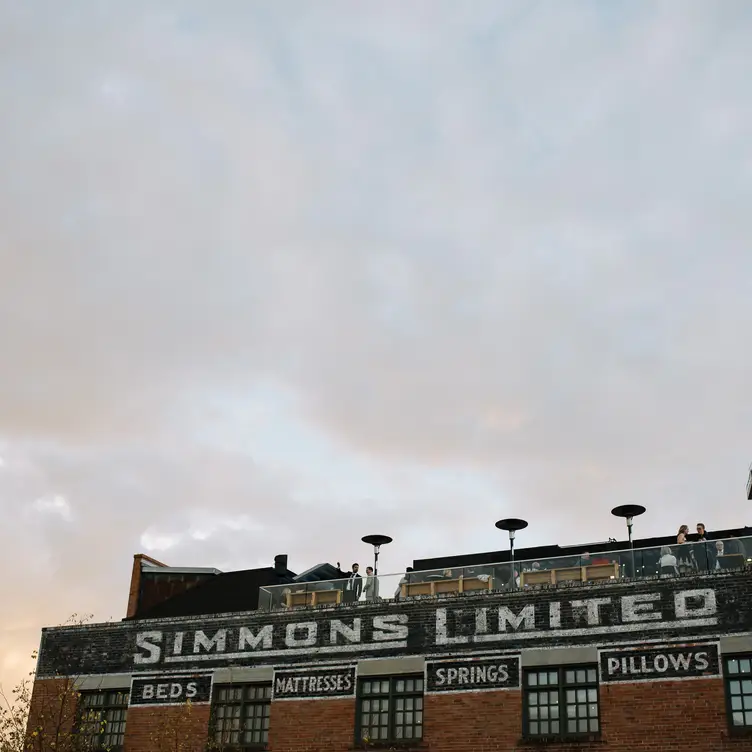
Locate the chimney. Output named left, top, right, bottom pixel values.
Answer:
left=274, top=554, right=288, bottom=575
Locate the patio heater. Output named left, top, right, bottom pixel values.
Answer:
left=611, top=504, right=646, bottom=578
left=495, top=518, right=528, bottom=589
left=361, top=534, right=393, bottom=576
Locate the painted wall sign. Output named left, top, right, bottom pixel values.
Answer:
left=35, top=576, right=748, bottom=679
left=273, top=665, right=356, bottom=700
left=599, top=642, right=720, bottom=683
left=129, top=673, right=213, bottom=706
left=426, top=655, right=520, bottom=694
left=435, top=588, right=718, bottom=647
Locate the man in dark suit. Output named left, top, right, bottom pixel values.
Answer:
left=343, top=563, right=362, bottom=603
left=692, top=523, right=712, bottom=569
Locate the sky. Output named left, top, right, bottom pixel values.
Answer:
left=1, top=0, right=752, bottom=696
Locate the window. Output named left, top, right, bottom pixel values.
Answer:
left=725, top=655, right=752, bottom=732
left=356, top=675, right=424, bottom=745
left=77, top=690, right=129, bottom=751
left=523, top=666, right=599, bottom=739
left=211, top=684, right=271, bottom=749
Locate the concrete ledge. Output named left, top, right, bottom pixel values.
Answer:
left=213, top=666, right=274, bottom=684
left=720, top=634, right=752, bottom=655
left=521, top=647, right=598, bottom=667
left=358, top=657, right=425, bottom=676
left=74, top=674, right=132, bottom=690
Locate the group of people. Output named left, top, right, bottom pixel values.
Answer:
left=337, top=562, right=381, bottom=602
left=658, top=522, right=744, bottom=575
left=334, top=523, right=745, bottom=605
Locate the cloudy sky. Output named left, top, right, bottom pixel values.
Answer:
left=2, top=0, right=752, bottom=693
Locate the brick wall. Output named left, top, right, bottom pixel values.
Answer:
left=123, top=703, right=211, bottom=752
left=268, top=698, right=354, bottom=751
left=25, top=675, right=752, bottom=751
left=24, top=678, right=80, bottom=752
left=422, top=679, right=752, bottom=752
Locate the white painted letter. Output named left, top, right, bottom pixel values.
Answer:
left=549, top=602, right=561, bottom=629
left=571, top=598, right=611, bottom=626
left=238, top=625, right=273, bottom=651
left=498, top=605, right=535, bottom=631
left=193, top=629, right=227, bottom=654
left=435, top=609, right=469, bottom=645
left=134, top=632, right=163, bottom=664
left=475, top=608, right=488, bottom=635
left=674, top=589, right=716, bottom=619
left=372, top=615, right=408, bottom=641
left=621, top=594, right=661, bottom=622
left=330, top=618, right=362, bottom=644
left=285, top=622, right=317, bottom=647
left=173, top=632, right=184, bottom=656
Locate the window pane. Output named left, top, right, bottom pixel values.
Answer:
left=211, top=684, right=271, bottom=747
left=527, top=665, right=598, bottom=739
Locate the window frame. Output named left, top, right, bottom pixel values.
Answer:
left=724, top=654, right=752, bottom=735
left=522, top=664, right=601, bottom=742
left=355, top=674, right=425, bottom=748
left=76, top=688, right=130, bottom=752
left=209, top=682, right=272, bottom=751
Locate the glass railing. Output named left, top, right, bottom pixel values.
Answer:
left=258, top=536, right=752, bottom=610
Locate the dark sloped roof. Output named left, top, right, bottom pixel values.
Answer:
left=126, top=567, right=295, bottom=620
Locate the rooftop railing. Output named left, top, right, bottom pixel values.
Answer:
left=258, top=535, right=752, bottom=611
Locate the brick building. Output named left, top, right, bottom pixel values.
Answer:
left=28, top=525, right=752, bottom=751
